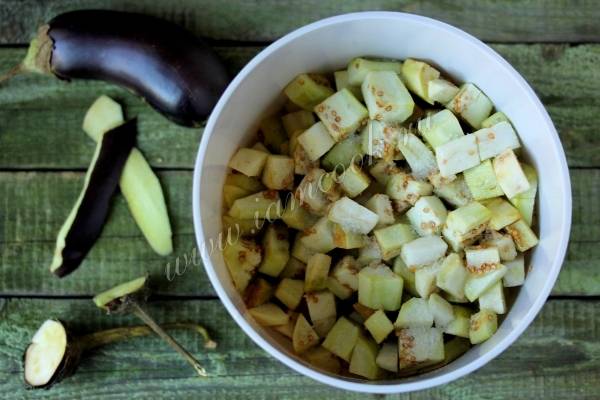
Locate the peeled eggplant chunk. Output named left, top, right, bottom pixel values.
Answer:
left=50, top=119, right=137, bottom=277
left=3, top=10, right=228, bottom=126
left=23, top=318, right=215, bottom=389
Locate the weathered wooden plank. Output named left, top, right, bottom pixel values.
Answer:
left=0, top=298, right=598, bottom=399
left=1, top=44, right=599, bottom=169
left=1, top=0, right=600, bottom=44
left=0, top=169, right=597, bottom=296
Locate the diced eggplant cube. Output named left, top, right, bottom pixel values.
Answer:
left=315, top=89, right=368, bottom=142
left=291, top=234, right=317, bottom=263
left=225, top=173, right=266, bottom=192
left=262, top=155, right=295, bottom=190
left=259, top=115, right=288, bottom=153
left=349, top=335, right=382, bottom=380
left=229, top=190, right=282, bottom=220
left=401, top=58, right=441, bottom=104
left=484, top=197, right=521, bottom=230
left=303, top=346, right=342, bottom=374
left=275, top=278, right=305, bottom=310
left=301, top=217, right=336, bottom=253
left=430, top=173, right=473, bottom=208
left=292, top=314, right=320, bottom=354
left=259, top=224, right=290, bottom=277
left=463, top=160, right=504, bottom=200
left=273, top=311, right=299, bottom=339
left=347, top=57, right=402, bottom=86
left=509, top=163, right=537, bottom=226
left=445, top=201, right=491, bottom=240
left=387, top=173, right=433, bottom=205
left=364, top=310, right=394, bottom=343
left=428, top=293, right=455, bottom=327
left=327, top=277, right=353, bottom=300
left=401, top=236, right=448, bottom=270
left=244, top=278, right=274, bottom=308
left=406, top=195, right=448, bottom=236
left=435, top=134, right=480, bottom=177
left=305, top=253, right=332, bottom=292
left=281, top=197, right=319, bottom=231
left=321, top=133, right=364, bottom=171
left=223, top=239, right=262, bottom=292
left=328, top=197, right=379, bottom=234
left=428, top=78, right=460, bottom=104
left=503, top=255, right=525, bottom=287
left=249, top=303, right=289, bottom=326
left=322, top=317, right=360, bottom=361
left=418, top=109, right=464, bottom=149
left=280, top=257, right=307, bottom=279
left=362, top=70, right=415, bottom=124
left=415, top=261, right=442, bottom=299
left=396, top=132, right=438, bottom=180
left=298, top=122, right=336, bottom=161
left=334, top=69, right=363, bottom=100
left=295, top=168, right=334, bottom=216
left=479, top=281, right=506, bottom=314
left=482, top=230, right=517, bottom=262
left=469, top=309, right=498, bottom=344
left=481, top=112, right=510, bottom=129
left=282, top=110, right=316, bottom=137
left=436, top=253, right=468, bottom=299
left=475, top=121, right=520, bottom=161
left=357, top=236, right=383, bottom=267
left=374, top=223, right=417, bottom=260
left=332, top=224, right=366, bottom=249
left=398, top=327, right=445, bottom=369
left=306, top=290, right=337, bottom=325
left=358, top=263, right=404, bottom=311
left=369, top=160, right=400, bottom=185
left=228, top=148, right=269, bottom=177
left=285, top=73, right=334, bottom=111
left=444, top=305, right=472, bottom=338
left=360, top=120, right=402, bottom=160
left=465, top=245, right=500, bottom=274
left=223, top=184, right=251, bottom=208
left=292, top=143, right=319, bottom=175
left=331, top=256, right=359, bottom=291
left=376, top=342, right=399, bottom=372
left=339, top=165, right=371, bottom=197
left=395, top=297, right=433, bottom=328
left=252, top=142, right=270, bottom=153
left=365, top=194, right=395, bottom=227
left=464, top=264, right=507, bottom=302
left=493, top=149, right=530, bottom=198
left=393, top=256, right=418, bottom=296
left=446, top=83, right=493, bottom=129
left=505, top=219, right=539, bottom=251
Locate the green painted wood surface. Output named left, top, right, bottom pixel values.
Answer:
left=1, top=0, right=600, bottom=44
left=0, top=169, right=597, bottom=296
left=0, top=298, right=598, bottom=399
left=1, top=44, right=600, bottom=169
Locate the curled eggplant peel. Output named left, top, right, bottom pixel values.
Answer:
left=1, top=10, right=229, bottom=127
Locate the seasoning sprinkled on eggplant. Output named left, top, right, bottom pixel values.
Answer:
left=50, top=119, right=137, bottom=277
left=1, top=10, right=229, bottom=127
left=93, top=276, right=213, bottom=376
left=23, top=318, right=216, bottom=389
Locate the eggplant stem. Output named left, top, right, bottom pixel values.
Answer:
left=78, top=323, right=217, bottom=351
left=0, top=64, right=23, bottom=85
left=130, top=302, right=208, bottom=377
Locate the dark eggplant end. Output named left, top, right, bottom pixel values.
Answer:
left=23, top=320, right=82, bottom=390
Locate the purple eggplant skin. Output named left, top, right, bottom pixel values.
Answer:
left=51, top=120, right=137, bottom=278
left=45, top=10, right=229, bottom=127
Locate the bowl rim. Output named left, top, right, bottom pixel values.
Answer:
left=192, top=11, right=572, bottom=394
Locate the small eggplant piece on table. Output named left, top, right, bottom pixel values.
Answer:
left=83, top=95, right=173, bottom=255
left=50, top=119, right=137, bottom=277
left=1, top=10, right=229, bottom=127
left=93, top=276, right=214, bottom=376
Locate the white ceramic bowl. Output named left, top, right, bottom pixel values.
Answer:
left=193, top=12, right=571, bottom=394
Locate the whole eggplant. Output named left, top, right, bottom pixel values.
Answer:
left=7, top=10, right=229, bottom=127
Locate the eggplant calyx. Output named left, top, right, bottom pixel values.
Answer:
left=1, top=25, right=53, bottom=84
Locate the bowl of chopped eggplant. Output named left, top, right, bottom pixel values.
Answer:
left=193, top=12, right=571, bottom=393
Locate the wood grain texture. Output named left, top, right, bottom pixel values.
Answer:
left=1, top=44, right=599, bottom=169
left=0, top=298, right=598, bottom=399
left=1, top=0, right=600, bottom=44
left=0, top=169, right=597, bottom=296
